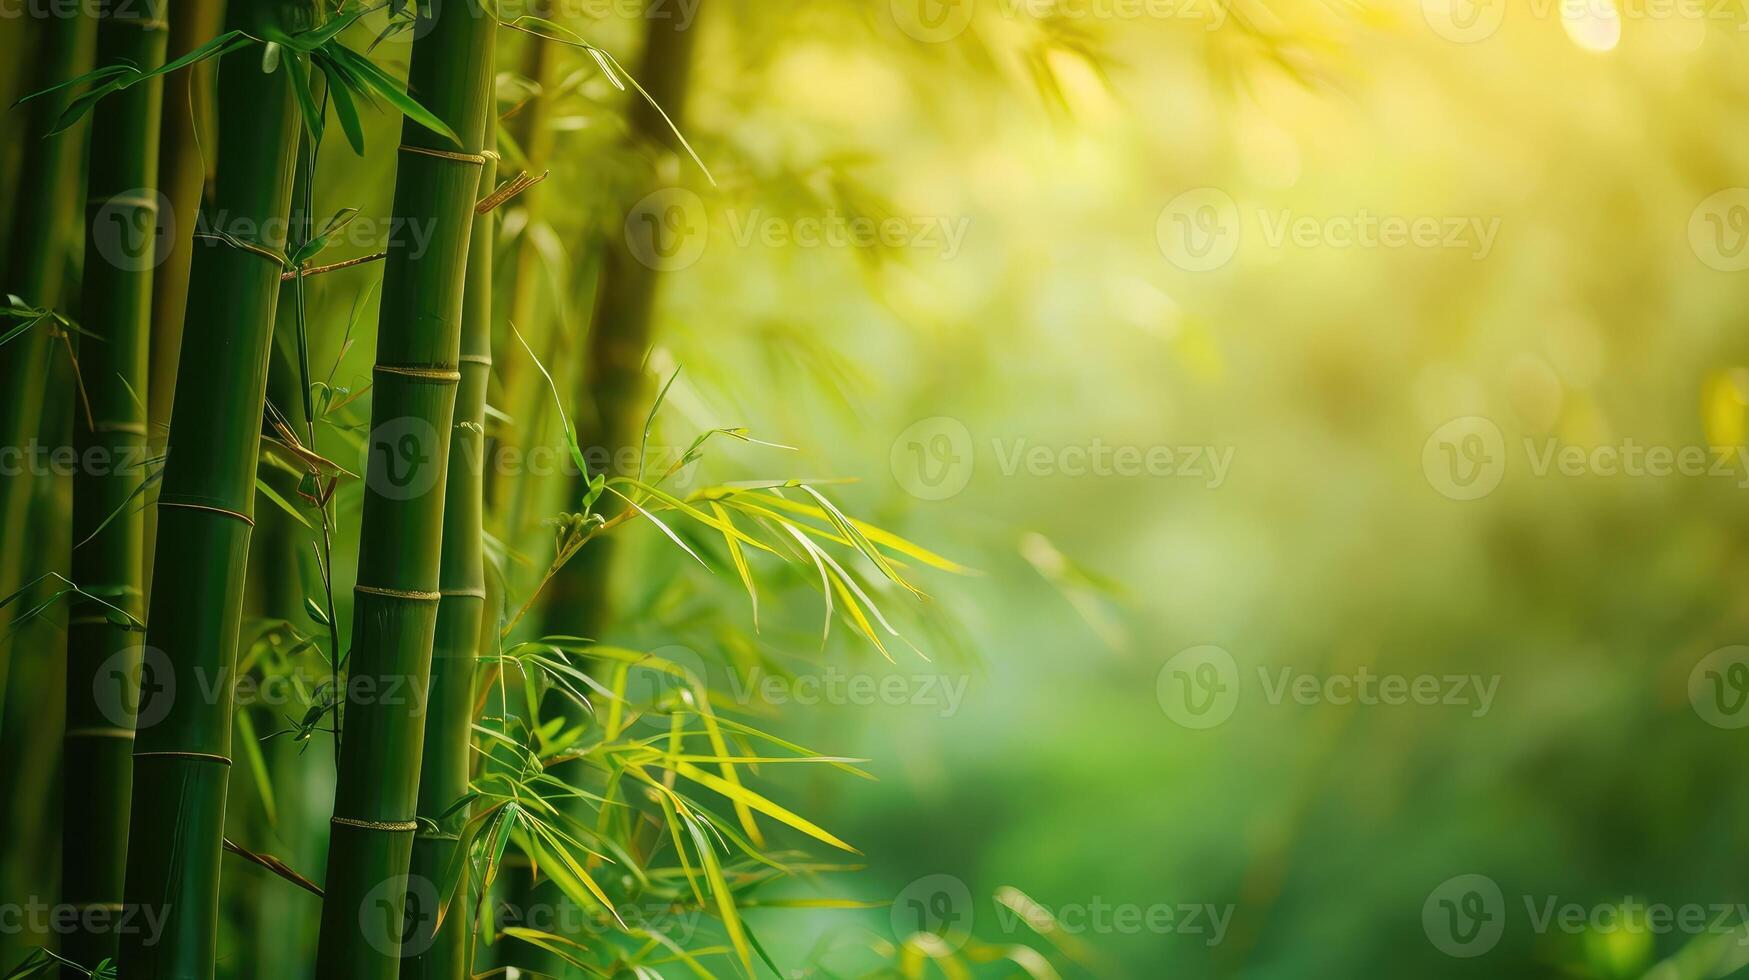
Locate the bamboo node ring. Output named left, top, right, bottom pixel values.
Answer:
left=354, top=584, right=442, bottom=602
left=331, top=817, right=419, bottom=832
left=158, top=501, right=255, bottom=526
left=134, top=750, right=233, bottom=766
left=399, top=144, right=487, bottom=166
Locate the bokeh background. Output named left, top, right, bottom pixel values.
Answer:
left=7, top=0, right=1749, bottom=977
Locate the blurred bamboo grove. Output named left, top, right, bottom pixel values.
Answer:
left=2, top=0, right=1749, bottom=978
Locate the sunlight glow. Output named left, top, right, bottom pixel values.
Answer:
left=1561, top=0, right=1622, bottom=52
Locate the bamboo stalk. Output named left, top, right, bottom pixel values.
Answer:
left=142, top=0, right=223, bottom=599
left=511, top=11, right=704, bottom=974
left=543, top=4, right=704, bottom=639
left=484, top=10, right=559, bottom=530
left=313, top=2, right=496, bottom=974
left=117, top=3, right=317, bottom=976
left=61, top=0, right=167, bottom=969
left=0, top=4, right=96, bottom=744
left=402, top=142, right=497, bottom=980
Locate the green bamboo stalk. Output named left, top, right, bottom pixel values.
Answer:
left=117, top=3, right=318, bottom=977
left=313, top=2, right=497, bottom=975
left=507, top=13, right=704, bottom=974
left=143, top=0, right=224, bottom=598
left=484, top=12, right=559, bottom=529
left=402, top=141, right=497, bottom=980
left=542, top=5, right=704, bottom=640
left=0, top=6, right=96, bottom=745
left=61, top=0, right=167, bottom=969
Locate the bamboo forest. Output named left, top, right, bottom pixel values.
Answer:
left=2, top=1, right=1747, bottom=978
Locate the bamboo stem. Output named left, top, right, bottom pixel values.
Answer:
left=313, top=1, right=497, bottom=974
left=118, top=3, right=316, bottom=976
left=61, top=0, right=167, bottom=968
left=402, top=142, right=497, bottom=980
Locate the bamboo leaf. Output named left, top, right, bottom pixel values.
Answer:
left=671, top=761, right=860, bottom=854
left=325, top=43, right=459, bottom=145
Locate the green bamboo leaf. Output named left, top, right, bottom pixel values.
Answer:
left=325, top=43, right=459, bottom=145
left=606, top=486, right=709, bottom=568
left=283, top=50, right=324, bottom=142
left=256, top=477, right=313, bottom=530
left=709, top=502, right=759, bottom=629
left=499, top=929, right=601, bottom=974
left=671, top=760, right=860, bottom=854
left=319, top=56, right=366, bottom=154
left=233, top=709, right=279, bottom=826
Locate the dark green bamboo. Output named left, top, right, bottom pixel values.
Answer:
left=403, top=144, right=496, bottom=980
left=313, top=3, right=496, bottom=975
left=0, top=7, right=95, bottom=742
left=117, top=3, right=316, bottom=977
left=143, top=0, right=224, bottom=597
left=61, top=0, right=167, bottom=969
left=543, top=5, right=703, bottom=640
